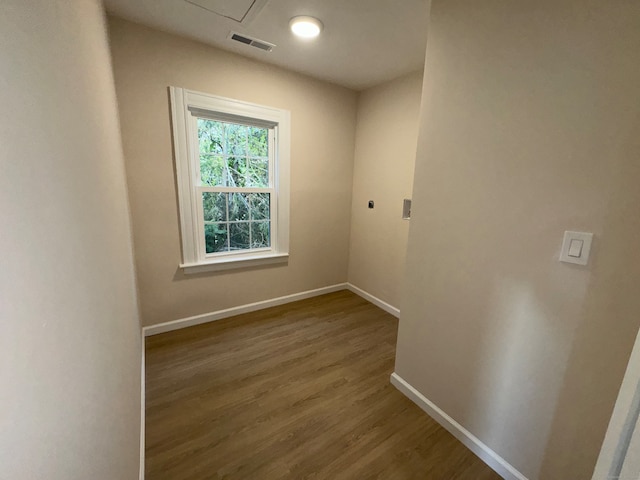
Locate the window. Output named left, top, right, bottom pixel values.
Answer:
left=170, top=87, right=290, bottom=273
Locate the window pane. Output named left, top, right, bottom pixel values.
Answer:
left=197, top=119, right=269, bottom=188
left=227, top=156, right=246, bottom=187
left=229, top=193, right=249, bottom=221
left=205, top=223, right=228, bottom=253
left=246, top=157, right=269, bottom=187
left=229, top=222, right=250, bottom=250
left=198, top=118, right=271, bottom=255
left=225, top=123, right=248, bottom=156
left=203, top=192, right=227, bottom=222
left=248, top=126, right=268, bottom=157
left=249, top=193, right=270, bottom=220
left=251, top=222, right=270, bottom=248
left=200, top=154, right=226, bottom=186
left=198, top=119, right=223, bottom=154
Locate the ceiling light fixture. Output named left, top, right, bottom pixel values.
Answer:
left=289, top=16, right=323, bottom=39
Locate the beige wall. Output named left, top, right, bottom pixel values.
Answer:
left=396, top=0, right=640, bottom=479
left=347, top=71, right=423, bottom=308
left=0, top=1, right=141, bottom=479
left=108, top=17, right=358, bottom=327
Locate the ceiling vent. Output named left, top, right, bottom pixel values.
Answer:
left=229, top=32, right=275, bottom=52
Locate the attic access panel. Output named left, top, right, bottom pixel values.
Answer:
left=184, top=0, right=267, bottom=23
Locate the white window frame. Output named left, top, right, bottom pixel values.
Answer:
left=169, top=87, right=290, bottom=274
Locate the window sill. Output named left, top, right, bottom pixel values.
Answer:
left=180, top=253, right=289, bottom=274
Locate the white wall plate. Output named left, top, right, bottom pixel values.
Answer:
left=559, top=231, right=593, bottom=266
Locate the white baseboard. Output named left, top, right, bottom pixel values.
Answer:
left=143, top=283, right=348, bottom=336
left=347, top=283, right=400, bottom=318
left=390, top=372, right=528, bottom=480
left=139, top=339, right=145, bottom=480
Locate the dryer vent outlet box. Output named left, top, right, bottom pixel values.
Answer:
left=402, top=199, right=411, bottom=220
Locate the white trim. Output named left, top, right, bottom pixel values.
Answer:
left=170, top=88, right=199, bottom=265
left=181, top=252, right=288, bottom=274
left=143, top=283, right=348, bottom=336
left=139, top=339, right=145, bottom=480
left=390, top=372, right=529, bottom=480
left=592, top=326, right=640, bottom=479
left=347, top=283, right=400, bottom=318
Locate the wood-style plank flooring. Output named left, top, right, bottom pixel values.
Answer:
left=145, top=290, right=501, bottom=480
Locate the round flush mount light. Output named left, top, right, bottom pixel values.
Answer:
left=289, top=16, right=323, bottom=39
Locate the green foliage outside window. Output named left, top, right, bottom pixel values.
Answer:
left=198, top=118, right=271, bottom=254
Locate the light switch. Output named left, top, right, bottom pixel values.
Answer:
left=568, top=239, right=583, bottom=258
left=559, top=231, right=593, bottom=266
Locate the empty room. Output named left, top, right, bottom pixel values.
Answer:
left=2, top=1, right=640, bottom=480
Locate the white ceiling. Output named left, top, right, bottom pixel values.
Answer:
left=103, top=0, right=429, bottom=91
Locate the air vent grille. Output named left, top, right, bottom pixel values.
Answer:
left=229, top=32, right=275, bottom=52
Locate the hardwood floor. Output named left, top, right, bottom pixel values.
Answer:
left=145, top=290, right=501, bottom=480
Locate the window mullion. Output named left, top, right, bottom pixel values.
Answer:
left=269, top=128, right=277, bottom=251
left=248, top=193, right=252, bottom=249
left=200, top=186, right=270, bottom=193
left=225, top=192, right=230, bottom=251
